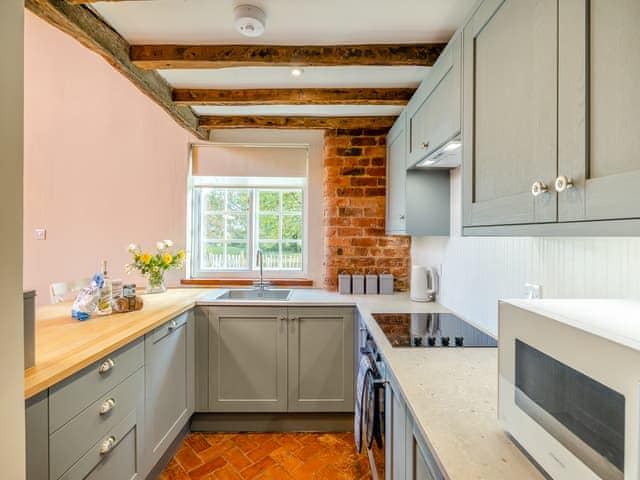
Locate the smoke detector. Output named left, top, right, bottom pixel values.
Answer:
left=234, top=5, right=266, bottom=37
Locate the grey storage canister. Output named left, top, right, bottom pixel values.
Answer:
left=338, top=273, right=351, bottom=295
left=352, top=274, right=365, bottom=295
left=366, top=274, right=378, bottom=295
left=379, top=274, right=394, bottom=295
left=24, top=290, right=36, bottom=369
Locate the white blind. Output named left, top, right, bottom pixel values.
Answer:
left=192, top=145, right=308, bottom=178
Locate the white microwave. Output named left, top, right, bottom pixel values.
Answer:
left=498, top=299, right=640, bottom=480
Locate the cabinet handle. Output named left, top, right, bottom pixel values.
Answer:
left=531, top=181, right=549, bottom=197
left=554, top=175, right=574, bottom=192
left=290, top=317, right=298, bottom=322
left=98, top=358, right=115, bottom=375
left=99, top=398, right=116, bottom=415
left=99, top=436, right=117, bottom=455
left=421, top=141, right=430, bottom=150
left=167, top=319, right=178, bottom=332
left=399, top=214, right=406, bottom=220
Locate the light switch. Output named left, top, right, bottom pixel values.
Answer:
left=35, top=228, right=46, bottom=240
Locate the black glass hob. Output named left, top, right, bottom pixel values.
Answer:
left=371, top=312, right=497, bottom=348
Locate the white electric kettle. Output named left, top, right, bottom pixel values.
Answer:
left=410, top=265, right=438, bottom=302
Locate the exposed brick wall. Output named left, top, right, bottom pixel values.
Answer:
left=322, top=128, right=411, bottom=291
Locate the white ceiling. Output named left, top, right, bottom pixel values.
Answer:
left=92, top=0, right=476, bottom=45
left=91, top=0, right=477, bottom=118
left=192, top=104, right=404, bottom=117
left=159, top=66, right=431, bottom=89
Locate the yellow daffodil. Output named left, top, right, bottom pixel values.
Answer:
left=162, top=253, right=173, bottom=265
left=177, top=250, right=186, bottom=260
left=140, top=252, right=152, bottom=264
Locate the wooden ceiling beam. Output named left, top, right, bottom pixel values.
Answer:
left=173, top=88, right=416, bottom=106
left=198, top=116, right=397, bottom=130
left=26, top=0, right=208, bottom=140
left=131, top=43, right=446, bottom=70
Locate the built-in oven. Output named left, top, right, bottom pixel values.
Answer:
left=358, top=318, right=386, bottom=480
left=499, top=301, right=639, bottom=480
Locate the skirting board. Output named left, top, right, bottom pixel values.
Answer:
left=191, top=412, right=354, bottom=433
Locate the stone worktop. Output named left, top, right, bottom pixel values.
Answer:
left=25, top=287, right=542, bottom=479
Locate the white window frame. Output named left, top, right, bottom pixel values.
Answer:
left=188, top=183, right=307, bottom=279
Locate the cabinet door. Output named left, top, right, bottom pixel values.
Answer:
left=385, top=378, right=409, bottom=480
left=386, top=112, right=408, bottom=235
left=407, top=33, right=461, bottom=168
left=209, top=306, right=288, bottom=412
left=462, top=0, right=557, bottom=227
left=558, top=0, right=640, bottom=221
left=287, top=307, right=355, bottom=412
left=410, top=427, right=445, bottom=480
left=144, top=312, right=190, bottom=471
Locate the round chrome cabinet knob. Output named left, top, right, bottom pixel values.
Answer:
left=554, top=175, right=574, bottom=192
left=421, top=141, right=430, bottom=150
left=531, top=181, right=549, bottom=197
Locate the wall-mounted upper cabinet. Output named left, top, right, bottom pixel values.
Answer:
left=557, top=0, right=640, bottom=223
left=406, top=32, right=461, bottom=169
left=386, top=112, right=450, bottom=237
left=463, top=0, right=640, bottom=235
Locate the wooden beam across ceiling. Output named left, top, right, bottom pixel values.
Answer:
left=198, top=116, right=397, bottom=130
left=131, top=43, right=447, bottom=70
left=26, top=0, right=208, bottom=140
left=173, top=88, right=416, bottom=106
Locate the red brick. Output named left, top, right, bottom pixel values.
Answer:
left=364, top=187, right=385, bottom=197
left=350, top=177, right=378, bottom=187
left=350, top=136, right=377, bottom=146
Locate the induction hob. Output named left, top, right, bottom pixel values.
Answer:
left=371, top=312, right=497, bottom=348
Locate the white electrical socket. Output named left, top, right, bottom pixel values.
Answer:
left=524, top=283, right=542, bottom=299
left=35, top=228, right=46, bottom=240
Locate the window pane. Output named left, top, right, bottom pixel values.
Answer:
left=259, top=191, right=280, bottom=211
left=226, top=214, right=248, bottom=240
left=206, top=190, right=224, bottom=211
left=259, top=241, right=280, bottom=269
left=259, top=214, right=280, bottom=239
left=202, top=242, right=224, bottom=269
left=204, top=214, right=224, bottom=239
left=228, top=190, right=250, bottom=211
left=283, top=191, right=302, bottom=211
left=226, top=242, right=249, bottom=269
left=282, top=242, right=302, bottom=269
left=282, top=214, right=302, bottom=240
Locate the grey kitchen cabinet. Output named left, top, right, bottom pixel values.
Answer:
left=144, top=311, right=193, bottom=474
left=26, top=391, right=49, bottom=480
left=462, top=0, right=558, bottom=228
left=557, top=0, right=640, bottom=222
left=209, top=306, right=288, bottom=412
left=386, top=112, right=451, bottom=237
left=287, top=307, right=354, bottom=412
left=386, top=111, right=408, bottom=235
left=406, top=32, right=461, bottom=169
left=194, top=306, right=210, bottom=411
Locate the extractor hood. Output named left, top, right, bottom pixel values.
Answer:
left=414, top=137, right=461, bottom=169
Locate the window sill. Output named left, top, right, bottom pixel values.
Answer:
left=180, top=278, right=314, bottom=287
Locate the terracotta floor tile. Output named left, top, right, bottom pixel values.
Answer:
left=176, top=444, right=205, bottom=472
left=188, top=456, right=227, bottom=480
left=163, top=432, right=371, bottom=480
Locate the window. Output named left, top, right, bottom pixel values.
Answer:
left=191, top=182, right=305, bottom=276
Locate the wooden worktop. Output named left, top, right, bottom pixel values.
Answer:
left=24, top=288, right=208, bottom=399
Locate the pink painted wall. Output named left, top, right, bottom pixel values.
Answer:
left=24, top=11, right=194, bottom=304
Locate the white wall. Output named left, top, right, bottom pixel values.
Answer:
left=0, top=0, right=25, bottom=477
left=412, top=167, right=640, bottom=335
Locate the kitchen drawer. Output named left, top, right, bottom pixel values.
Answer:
left=50, top=368, right=142, bottom=480
left=59, top=410, right=139, bottom=480
left=49, top=338, right=143, bottom=433
left=146, top=311, right=188, bottom=344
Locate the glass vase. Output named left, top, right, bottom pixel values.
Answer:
left=146, top=271, right=167, bottom=294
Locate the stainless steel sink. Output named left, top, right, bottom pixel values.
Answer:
left=214, top=289, right=293, bottom=301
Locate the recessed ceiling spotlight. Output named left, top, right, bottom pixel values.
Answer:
left=234, top=5, right=266, bottom=38
left=291, top=68, right=304, bottom=77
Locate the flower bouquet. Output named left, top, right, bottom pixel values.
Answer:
left=126, top=240, right=186, bottom=293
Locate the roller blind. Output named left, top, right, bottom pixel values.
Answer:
left=192, top=145, right=308, bottom=178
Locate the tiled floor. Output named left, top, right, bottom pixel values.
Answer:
left=159, top=432, right=372, bottom=480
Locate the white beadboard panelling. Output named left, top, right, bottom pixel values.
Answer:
left=412, top=167, right=640, bottom=335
